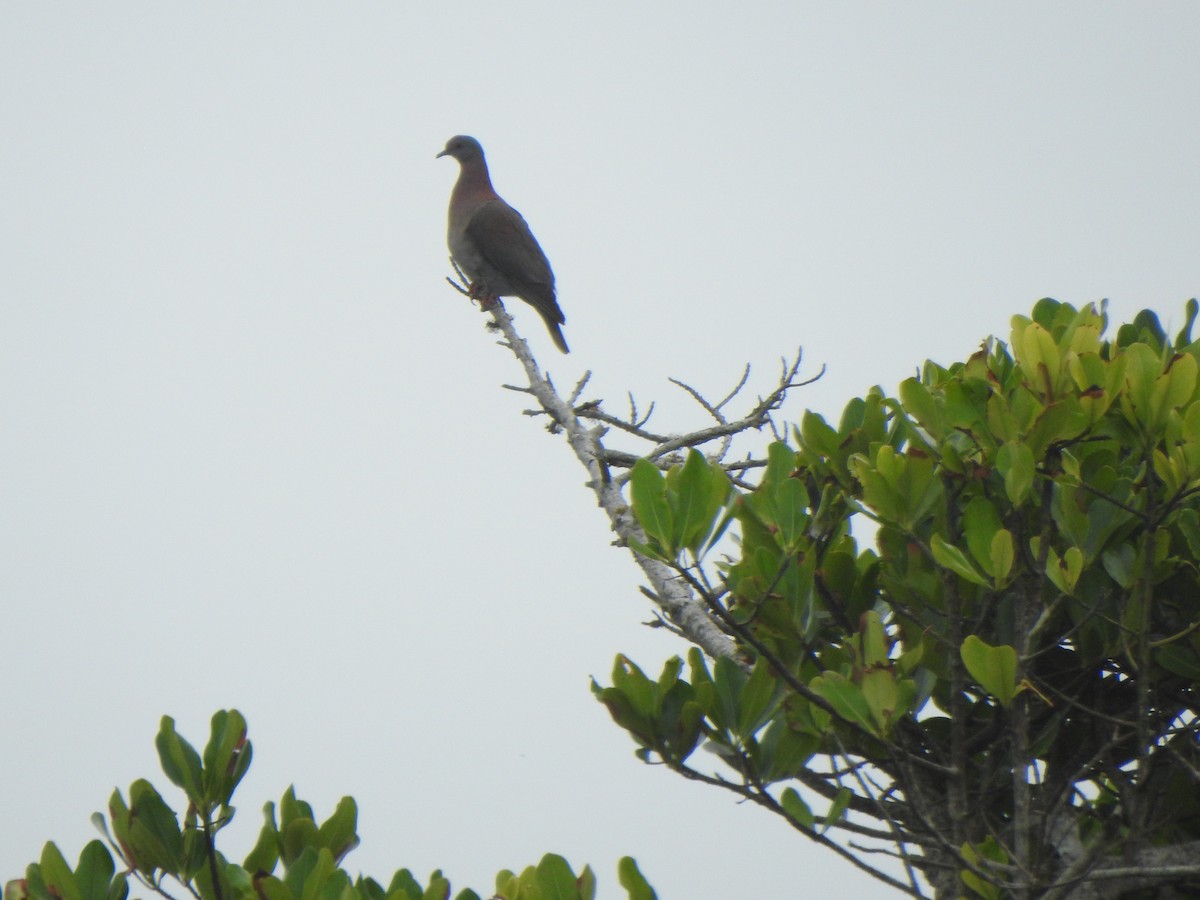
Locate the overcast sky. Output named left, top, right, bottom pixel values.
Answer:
left=3, top=4, right=1199, bottom=898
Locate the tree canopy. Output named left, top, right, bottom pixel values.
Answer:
left=6, top=711, right=658, bottom=900
left=13, top=298, right=1200, bottom=899
left=602, top=298, right=1200, bottom=897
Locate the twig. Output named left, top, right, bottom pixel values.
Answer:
left=575, top=406, right=671, bottom=442
left=482, top=300, right=738, bottom=661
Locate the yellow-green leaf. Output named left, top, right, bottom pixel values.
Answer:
left=961, top=636, right=1019, bottom=707
left=931, top=535, right=988, bottom=585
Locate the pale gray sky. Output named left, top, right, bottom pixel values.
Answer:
left=2, top=4, right=1198, bottom=898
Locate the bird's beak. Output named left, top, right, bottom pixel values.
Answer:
left=435, top=149, right=448, bottom=159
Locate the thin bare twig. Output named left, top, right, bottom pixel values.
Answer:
left=478, top=298, right=738, bottom=661
left=575, top=406, right=670, bottom=443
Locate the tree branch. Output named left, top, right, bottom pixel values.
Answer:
left=483, top=301, right=739, bottom=661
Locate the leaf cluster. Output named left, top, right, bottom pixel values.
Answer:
left=7, top=713, right=655, bottom=900
left=608, top=299, right=1200, bottom=897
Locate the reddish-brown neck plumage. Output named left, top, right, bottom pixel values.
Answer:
left=449, top=156, right=499, bottom=223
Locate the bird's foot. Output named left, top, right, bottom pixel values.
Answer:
left=476, top=291, right=502, bottom=311
left=464, top=281, right=502, bottom=310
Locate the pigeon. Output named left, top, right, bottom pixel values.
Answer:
left=437, top=135, right=569, bottom=353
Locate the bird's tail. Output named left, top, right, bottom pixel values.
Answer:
left=542, top=315, right=570, bottom=354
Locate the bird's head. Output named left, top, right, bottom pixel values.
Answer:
left=436, top=135, right=485, bottom=163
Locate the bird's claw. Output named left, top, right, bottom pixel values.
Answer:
left=467, top=283, right=501, bottom=310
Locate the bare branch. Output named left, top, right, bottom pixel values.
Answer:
left=575, top=406, right=671, bottom=443
left=669, top=375, right=729, bottom=423
left=567, top=370, right=592, bottom=407
left=666, top=762, right=929, bottom=898
left=480, top=299, right=739, bottom=661
left=715, top=363, right=753, bottom=412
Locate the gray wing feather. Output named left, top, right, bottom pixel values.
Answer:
left=466, top=201, right=564, bottom=325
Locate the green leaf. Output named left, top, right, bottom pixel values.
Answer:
left=822, top=787, right=853, bottom=833
left=860, top=668, right=902, bottom=735
left=809, top=672, right=877, bottom=735
left=712, top=655, right=748, bottom=733
left=996, top=441, right=1035, bottom=506
left=243, top=802, right=280, bottom=874
left=654, top=655, right=682, bottom=702
left=859, top=610, right=890, bottom=667
left=388, top=869, right=425, bottom=900
left=1176, top=298, right=1199, bottom=347
left=280, top=786, right=314, bottom=825
left=962, top=497, right=1002, bottom=576
left=899, top=377, right=945, bottom=438
left=575, top=866, right=596, bottom=900
left=287, top=848, right=336, bottom=900
left=1101, top=543, right=1137, bottom=589
left=127, top=780, right=184, bottom=875
left=316, top=797, right=360, bottom=863
left=736, top=657, right=779, bottom=738
left=930, top=535, right=988, bottom=585
left=759, top=721, right=818, bottom=782
left=250, top=875, right=292, bottom=900
left=960, top=636, right=1019, bottom=707
left=780, top=788, right=814, bottom=829
left=699, top=498, right=737, bottom=558
left=1122, top=342, right=1164, bottom=427
left=960, top=838, right=1009, bottom=900
left=1163, top=352, right=1198, bottom=414
left=616, top=857, right=656, bottom=900
left=155, top=717, right=204, bottom=806
left=986, top=392, right=1019, bottom=443
left=1015, top=320, right=1063, bottom=396
left=1045, top=546, right=1083, bottom=595
left=281, top=817, right=319, bottom=865
left=630, top=460, right=672, bottom=550
left=610, top=656, right=656, bottom=718
left=422, top=873, right=450, bottom=900
left=75, top=842, right=115, bottom=900
left=1025, top=400, right=1078, bottom=456
left=39, top=843, right=81, bottom=900
left=624, top=536, right=668, bottom=563
left=1156, top=644, right=1200, bottom=679
left=672, top=450, right=728, bottom=555
left=105, top=790, right=135, bottom=871
left=535, top=854, right=578, bottom=900
left=202, top=709, right=251, bottom=807
left=990, top=530, right=1014, bottom=585
left=798, top=412, right=840, bottom=461
left=773, top=476, right=810, bottom=549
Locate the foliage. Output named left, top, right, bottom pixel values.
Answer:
left=602, top=299, right=1200, bottom=897
left=19, top=297, right=1200, bottom=899
left=4, top=712, right=655, bottom=900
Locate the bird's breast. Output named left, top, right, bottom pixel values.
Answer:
left=447, top=225, right=484, bottom=279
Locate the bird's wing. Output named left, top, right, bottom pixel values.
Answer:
left=466, top=199, right=557, bottom=298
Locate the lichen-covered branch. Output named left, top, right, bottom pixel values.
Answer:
left=483, top=301, right=740, bottom=661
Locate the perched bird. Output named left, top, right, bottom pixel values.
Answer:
left=437, top=135, right=569, bottom=353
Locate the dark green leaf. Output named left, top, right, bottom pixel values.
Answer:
left=74, top=842, right=114, bottom=900
left=155, top=717, right=204, bottom=806
left=316, top=797, right=359, bottom=863
left=39, top=844, right=80, bottom=900
left=630, top=460, right=672, bottom=550
left=780, top=788, right=814, bottom=829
